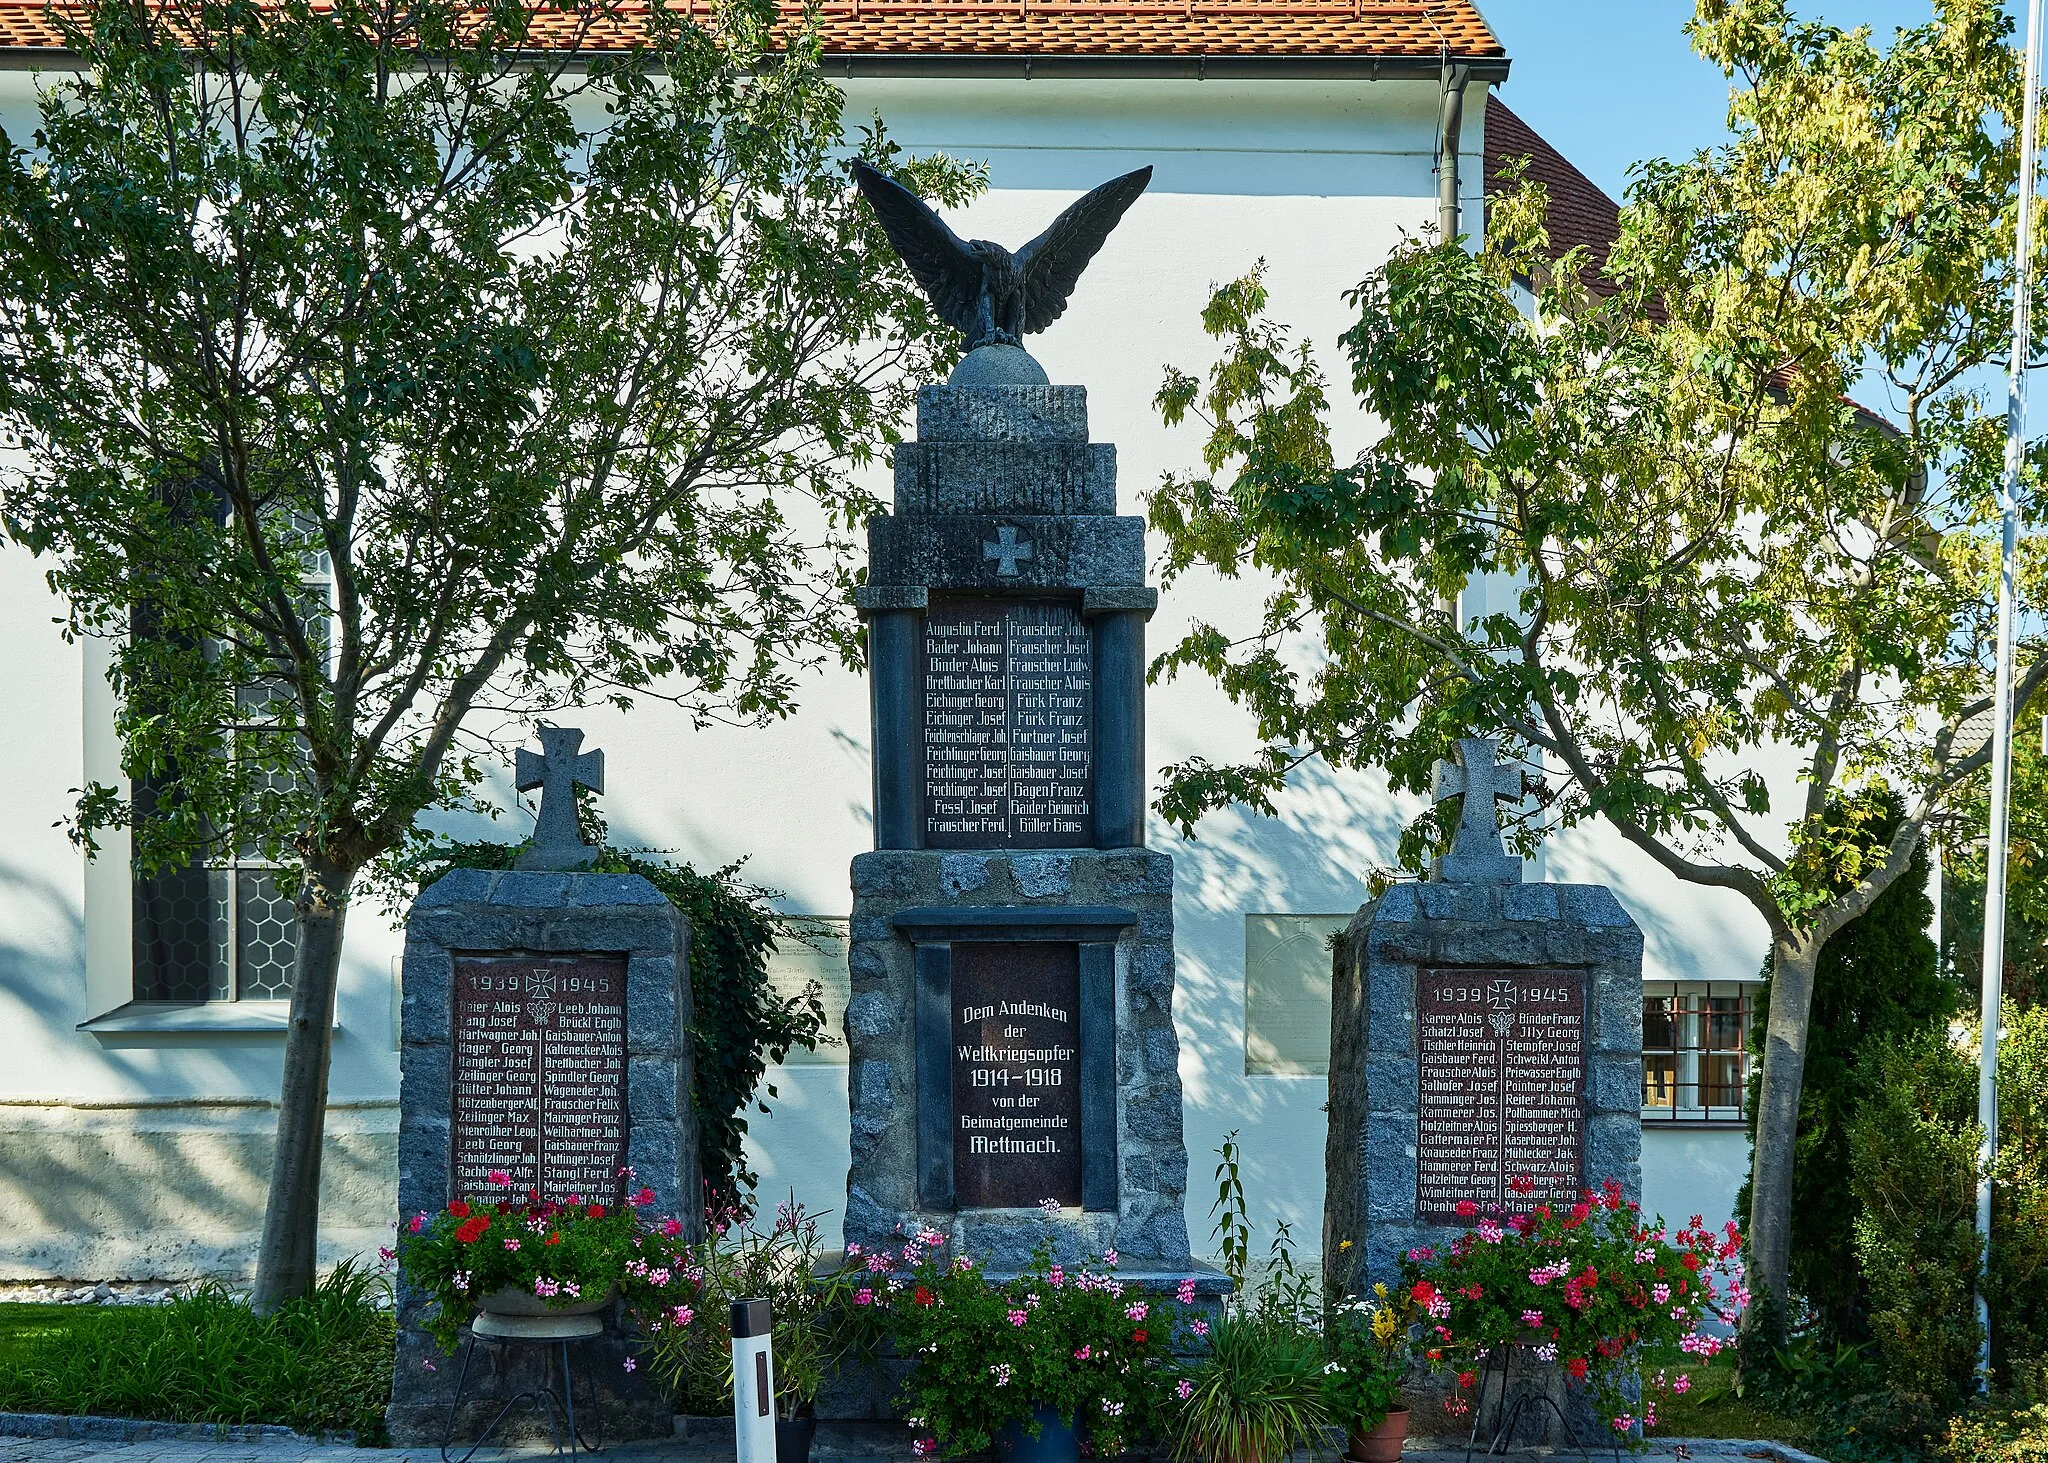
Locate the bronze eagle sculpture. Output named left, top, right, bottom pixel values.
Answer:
left=851, top=159, right=1153, bottom=352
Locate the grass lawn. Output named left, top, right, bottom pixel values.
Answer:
left=1644, top=1347, right=1825, bottom=1447
left=0, top=1264, right=394, bottom=1442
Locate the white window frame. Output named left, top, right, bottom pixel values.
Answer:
left=1641, top=979, right=1757, bottom=1126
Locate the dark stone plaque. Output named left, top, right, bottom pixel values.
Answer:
left=951, top=942, right=1083, bottom=1208
left=922, top=598, right=1092, bottom=849
left=451, top=952, right=628, bottom=1203
left=1416, top=968, right=1585, bottom=1220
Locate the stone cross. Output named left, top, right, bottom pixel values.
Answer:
left=984, top=524, right=1034, bottom=577
left=1430, top=736, right=1523, bottom=884
left=514, top=726, right=604, bottom=870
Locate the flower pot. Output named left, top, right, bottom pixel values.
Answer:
left=476, top=1285, right=615, bottom=1319
left=775, top=1413, right=817, bottom=1463
left=992, top=1405, right=1080, bottom=1463
left=1346, top=1406, right=1409, bottom=1463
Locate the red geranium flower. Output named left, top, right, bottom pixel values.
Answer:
left=1132, top=1329, right=1148, bottom=1344
left=455, top=1216, right=489, bottom=1244
left=1509, top=1175, right=1536, bottom=1195
left=1681, top=1253, right=1702, bottom=1271
left=545, top=1233, right=563, bottom=1246
left=587, top=1204, right=606, bottom=1218
left=1567, top=1358, right=1589, bottom=1379
left=447, top=1201, right=471, bottom=1218
left=914, top=1286, right=934, bottom=1308
left=1455, top=1200, right=1478, bottom=1217
left=1457, top=1371, right=1477, bottom=1389
left=1411, top=1280, right=1439, bottom=1307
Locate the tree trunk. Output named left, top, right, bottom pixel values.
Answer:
left=251, top=855, right=354, bottom=1313
left=1744, top=930, right=1821, bottom=1344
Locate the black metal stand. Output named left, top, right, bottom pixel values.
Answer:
left=1460, top=1345, right=1622, bottom=1463
left=439, top=1326, right=605, bottom=1462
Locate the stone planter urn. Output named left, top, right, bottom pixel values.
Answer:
left=473, top=1285, right=615, bottom=1339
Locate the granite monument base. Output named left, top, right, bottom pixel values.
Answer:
left=387, top=869, right=699, bottom=1447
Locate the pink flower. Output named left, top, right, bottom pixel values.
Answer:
left=1522, top=1309, right=1544, bottom=1327
left=854, top=1289, right=874, bottom=1306
left=1177, top=1279, right=1197, bottom=1305
left=408, top=1213, right=425, bottom=1234
left=1176, top=1380, right=1193, bottom=1401
left=1102, top=1249, right=1118, bottom=1265
left=661, top=1218, right=684, bottom=1237
left=1049, top=1266, right=1065, bottom=1288
left=867, top=1255, right=891, bottom=1273
left=912, top=1441, right=935, bottom=1458
left=1073, top=1346, right=1091, bottom=1361
left=1190, top=1319, right=1209, bottom=1338
left=504, top=1238, right=521, bottom=1251
left=1125, top=1302, right=1148, bottom=1321
left=1673, top=1375, right=1691, bottom=1395
left=845, top=1243, right=863, bottom=1258
left=632, top=1187, right=657, bottom=1206
left=378, top=1246, right=395, bottom=1261
left=488, top=1170, right=512, bottom=1187
left=1007, top=1309, right=1029, bottom=1327
left=672, top=1306, right=695, bottom=1327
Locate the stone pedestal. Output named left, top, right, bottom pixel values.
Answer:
left=1324, top=875, right=1643, bottom=1293
left=387, top=869, right=699, bottom=1446
left=833, top=362, right=1214, bottom=1418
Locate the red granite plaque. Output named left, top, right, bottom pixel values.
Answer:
left=922, top=598, right=1093, bottom=849
left=451, top=952, right=628, bottom=1203
left=1417, top=968, right=1586, bottom=1220
left=952, top=943, right=1083, bottom=1208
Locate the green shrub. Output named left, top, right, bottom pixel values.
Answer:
left=0, top=1262, right=394, bottom=1439
left=375, top=817, right=826, bottom=1216
left=1936, top=1401, right=2048, bottom=1463
left=1984, top=1004, right=2048, bottom=1398
left=1740, top=798, right=1952, bottom=1343
left=1172, top=1312, right=1329, bottom=1463
left=1848, top=1025, right=1982, bottom=1411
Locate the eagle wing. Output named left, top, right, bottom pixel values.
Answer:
left=1015, top=166, right=1152, bottom=335
left=850, top=159, right=985, bottom=337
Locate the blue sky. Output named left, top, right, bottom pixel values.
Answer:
left=1477, top=2, right=1978, bottom=202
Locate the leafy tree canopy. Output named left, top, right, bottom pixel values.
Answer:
left=1147, top=0, right=2044, bottom=1321
left=0, top=0, right=975, bottom=1304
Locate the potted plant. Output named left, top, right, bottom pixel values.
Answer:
left=396, top=1169, right=663, bottom=1353
left=628, top=1197, right=874, bottom=1463
left=1402, top=1177, right=1747, bottom=1439
left=1323, top=1282, right=1418, bottom=1462
left=1170, top=1309, right=1327, bottom=1463
left=880, top=1237, right=1194, bottom=1461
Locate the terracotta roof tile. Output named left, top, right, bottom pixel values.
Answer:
left=1483, top=98, right=1620, bottom=276
left=0, top=0, right=1503, bottom=57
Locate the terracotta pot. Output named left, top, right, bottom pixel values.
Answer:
left=1345, top=1406, right=1409, bottom=1463
left=475, top=1284, right=615, bottom=1319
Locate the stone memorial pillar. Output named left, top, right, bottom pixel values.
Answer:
left=841, top=346, right=1202, bottom=1291
left=387, top=729, right=700, bottom=1446
left=1324, top=738, right=1645, bottom=1292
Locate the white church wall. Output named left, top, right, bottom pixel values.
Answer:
left=0, top=62, right=1774, bottom=1279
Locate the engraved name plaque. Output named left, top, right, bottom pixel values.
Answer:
left=952, top=942, right=1084, bottom=1208
left=1416, top=967, right=1586, bottom=1220
left=451, top=951, right=628, bottom=1203
left=922, top=598, right=1092, bottom=849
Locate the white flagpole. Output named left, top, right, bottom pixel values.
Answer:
left=1978, top=0, right=2044, bottom=1394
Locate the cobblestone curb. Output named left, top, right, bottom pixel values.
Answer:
left=0, top=1413, right=351, bottom=1445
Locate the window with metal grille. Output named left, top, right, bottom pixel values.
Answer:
left=129, top=535, right=328, bottom=1004
left=1641, top=980, right=1755, bottom=1123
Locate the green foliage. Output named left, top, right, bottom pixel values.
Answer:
left=1320, top=1284, right=1419, bottom=1434
left=0, top=1263, right=394, bottom=1439
left=1943, top=722, right=2048, bottom=1010
left=1938, top=1401, right=2048, bottom=1463
left=881, top=1241, right=1194, bottom=1459
left=1170, top=1311, right=1328, bottom=1463
left=373, top=823, right=826, bottom=1217
left=1848, top=1006, right=2048, bottom=1409
left=633, top=1198, right=872, bottom=1417
left=1209, top=1130, right=1252, bottom=1291
left=1738, top=797, right=1954, bottom=1340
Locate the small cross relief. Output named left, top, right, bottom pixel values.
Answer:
left=984, top=524, right=1034, bottom=577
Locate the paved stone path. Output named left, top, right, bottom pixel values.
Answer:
left=0, top=1418, right=1829, bottom=1463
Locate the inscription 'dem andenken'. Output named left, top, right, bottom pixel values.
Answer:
left=451, top=952, right=628, bottom=1203
left=1416, top=968, right=1586, bottom=1221
left=952, top=942, right=1083, bottom=1208
left=922, top=598, right=1092, bottom=848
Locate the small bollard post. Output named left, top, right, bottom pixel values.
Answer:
left=731, top=1298, right=777, bottom=1463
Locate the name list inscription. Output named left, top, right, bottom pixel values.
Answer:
left=922, top=598, right=1092, bottom=848
left=451, top=952, right=628, bottom=1204
left=952, top=942, right=1083, bottom=1208
left=1416, top=967, right=1586, bottom=1220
